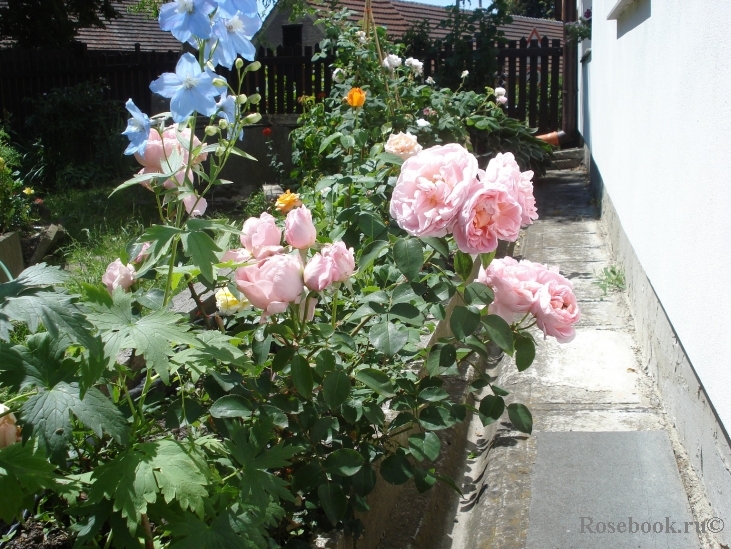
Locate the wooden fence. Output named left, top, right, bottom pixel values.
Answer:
left=0, top=39, right=562, bottom=132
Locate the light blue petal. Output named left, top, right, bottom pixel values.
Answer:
left=239, top=13, right=262, bottom=36
left=188, top=10, right=213, bottom=39
left=150, top=72, right=182, bottom=98
left=175, top=52, right=202, bottom=79
left=170, top=90, right=197, bottom=122
left=232, top=0, right=258, bottom=16
left=159, top=3, right=183, bottom=31
left=232, top=33, right=256, bottom=61
left=190, top=88, right=218, bottom=116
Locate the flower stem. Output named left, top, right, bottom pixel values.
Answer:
left=331, top=287, right=339, bottom=329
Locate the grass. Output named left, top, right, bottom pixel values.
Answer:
left=593, top=265, right=626, bottom=296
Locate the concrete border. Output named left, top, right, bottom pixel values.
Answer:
left=588, top=149, right=731, bottom=548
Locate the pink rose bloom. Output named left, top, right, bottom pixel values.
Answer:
left=385, top=132, right=422, bottom=160
left=135, top=126, right=206, bottom=171
left=327, top=242, right=355, bottom=282
left=532, top=279, right=580, bottom=343
left=478, top=258, right=541, bottom=322
left=235, top=253, right=304, bottom=320
left=453, top=182, right=522, bottom=254
left=483, top=153, right=538, bottom=226
left=303, top=242, right=355, bottom=291
left=0, top=403, right=19, bottom=449
left=389, top=143, right=478, bottom=237
left=102, top=259, right=136, bottom=294
left=220, top=248, right=252, bottom=264
left=133, top=242, right=151, bottom=264
left=183, top=194, right=207, bottom=217
left=496, top=95, right=508, bottom=105
left=240, top=212, right=283, bottom=259
left=285, top=206, right=317, bottom=249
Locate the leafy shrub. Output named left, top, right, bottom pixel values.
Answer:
left=24, top=80, right=131, bottom=189
left=0, top=128, right=34, bottom=233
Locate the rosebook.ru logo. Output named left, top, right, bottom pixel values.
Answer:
left=579, top=517, right=724, bottom=535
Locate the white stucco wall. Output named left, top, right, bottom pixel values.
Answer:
left=580, top=0, right=731, bottom=430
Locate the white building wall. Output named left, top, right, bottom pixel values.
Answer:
left=581, top=0, right=731, bottom=431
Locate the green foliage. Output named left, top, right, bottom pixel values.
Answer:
left=504, top=0, right=555, bottom=18
left=593, top=264, right=625, bottom=296
left=0, top=0, right=119, bottom=49
left=24, top=80, right=131, bottom=189
left=0, top=128, right=34, bottom=233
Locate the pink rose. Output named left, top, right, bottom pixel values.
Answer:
left=478, top=258, right=541, bottom=322
left=240, top=212, right=283, bottom=259
left=385, top=132, right=423, bottom=160
left=531, top=279, right=580, bottom=343
left=482, top=153, right=538, bottom=226
left=0, top=404, right=19, bottom=449
left=390, top=144, right=478, bottom=237
left=453, top=182, right=522, bottom=254
left=102, top=259, right=135, bottom=294
left=220, top=248, right=252, bottom=264
left=235, top=253, right=304, bottom=320
left=183, top=194, right=207, bottom=217
left=303, top=242, right=355, bottom=291
left=133, top=242, right=151, bottom=264
left=285, top=206, right=317, bottom=249
left=496, top=95, right=508, bottom=105
left=135, top=126, right=206, bottom=171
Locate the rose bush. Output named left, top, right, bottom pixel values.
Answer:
left=0, top=3, right=579, bottom=548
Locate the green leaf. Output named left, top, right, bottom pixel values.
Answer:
left=426, top=343, right=456, bottom=376
left=181, top=230, right=221, bottom=284
left=209, top=395, right=253, bottom=418
left=89, top=440, right=210, bottom=529
left=88, top=291, right=197, bottom=383
left=482, top=314, right=515, bottom=354
left=408, top=432, right=441, bottom=462
left=388, top=302, right=422, bottom=325
left=491, top=385, right=510, bottom=397
left=393, top=238, right=424, bottom=281
left=515, top=335, right=536, bottom=371
left=291, top=462, right=325, bottom=493
left=319, top=132, right=343, bottom=153
left=0, top=443, right=58, bottom=523
left=480, top=251, right=496, bottom=268
left=454, top=251, right=474, bottom=282
left=369, top=322, right=408, bottom=356
left=418, top=405, right=457, bottom=431
left=464, top=282, right=494, bottom=306
left=362, top=402, right=385, bottom=426
left=358, top=212, right=387, bottom=238
left=414, top=468, right=437, bottom=493
left=323, top=449, right=364, bottom=476
left=450, top=305, right=481, bottom=340
left=478, top=395, right=505, bottom=425
left=314, top=349, right=336, bottom=377
left=252, top=334, right=272, bottom=366
left=418, top=387, right=449, bottom=403
left=376, top=152, right=405, bottom=165
left=291, top=355, right=313, bottom=398
left=379, top=453, right=414, bottom=485
left=322, top=370, right=350, bottom=410
left=135, top=225, right=182, bottom=277
left=168, top=512, right=247, bottom=549
left=507, top=403, right=533, bottom=434
left=21, top=382, right=128, bottom=464
left=421, top=237, right=450, bottom=259
left=354, top=368, right=396, bottom=397
left=318, top=483, right=347, bottom=526
left=272, top=346, right=295, bottom=372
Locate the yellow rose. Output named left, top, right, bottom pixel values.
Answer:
left=22, top=187, right=34, bottom=195
left=346, top=87, right=366, bottom=108
left=215, top=288, right=250, bottom=315
left=275, top=190, right=302, bottom=213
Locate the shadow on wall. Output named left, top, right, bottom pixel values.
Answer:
left=617, top=0, right=651, bottom=39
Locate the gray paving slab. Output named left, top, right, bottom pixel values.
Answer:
left=526, top=431, right=701, bottom=549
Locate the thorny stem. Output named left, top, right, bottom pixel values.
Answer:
left=141, top=514, right=155, bottom=549
left=188, top=278, right=212, bottom=329
left=331, top=287, right=339, bottom=329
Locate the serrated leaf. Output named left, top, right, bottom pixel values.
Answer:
left=168, top=512, right=245, bottom=549
left=454, top=251, right=474, bottom=282
left=482, top=314, right=514, bottom=354
left=291, top=355, right=313, bottom=398
left=369, top=322, right=408, bottom=356
left=358, top=212, right=387, bottom=238
left=464, top=282, right=494, bottom=306
left=323, top=449, right=364, bottom=476
left=421, top=237, right=450, bottom=259
left=418, top=387, right=449, bottom=403
left=418, top=404, right=457, bottom=431
left=414, top=467, right=437, bottom=493
left=318, top=483, right=347, bottom=526
left=291, top=462, right=326, bottom=494
left=322, top=370, right=350, bottom=410
left=379, top=453, right=414, bottom=485
left=0, top=443, right=58, bottom=523
left=393, top=238, right=424, bottom=281
left=319, top=132, right=343, bottom=154
left=478, top=395, right=505, bottom=425
left=355, top=368, right=395, bottom=397
left=426, top=343, right=456, bottom=376
left=507, top=403, right=533, bottom=434
left=450, top=305, right=481, bottom=340
left=362, top=402, right=385, bottom=426
left=408, top=432, right=441, bottom=461
left=515, top=335, right=536, bottom=371
left=210, top=395, right=253, bottom=418
left=21, top=381, right=128, bottom=464
left=181, top=230, right=221, bottom=284
left=358, top=240, right=390, bottom=272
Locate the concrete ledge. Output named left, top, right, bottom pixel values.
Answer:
left=0, top=231, right=24, bottom=283
left=589, top=150, right=731, bottom=548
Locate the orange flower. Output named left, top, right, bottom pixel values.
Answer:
left=346, top=87, right=366, bottom=108
left=275, top=190, right=302, bottom=213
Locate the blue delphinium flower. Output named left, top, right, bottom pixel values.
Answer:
left=150, top=53, right=220, bottom=122
left=216, top=93, right=243, bottom=141
left=215, top=0, right=257, bottom=17
left=210, top=12, right=260, bottom=68
left=122, top=99, right=151, bottom=156
left=159, top=0, right=215, bottom=43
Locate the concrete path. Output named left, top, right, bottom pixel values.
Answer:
left=442, top=169, right=718, bottom=549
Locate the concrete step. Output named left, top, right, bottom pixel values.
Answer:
left=552, top=157, right=583, bottom=170
left=554, top=147, right=585, bottom=160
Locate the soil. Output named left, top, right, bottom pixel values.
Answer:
left=5, top=520, right=71, bottom=549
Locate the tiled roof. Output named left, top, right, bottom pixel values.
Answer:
left=306, top=0, right=563, bottom=43
left=75, top=0, right=181, bottom=52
